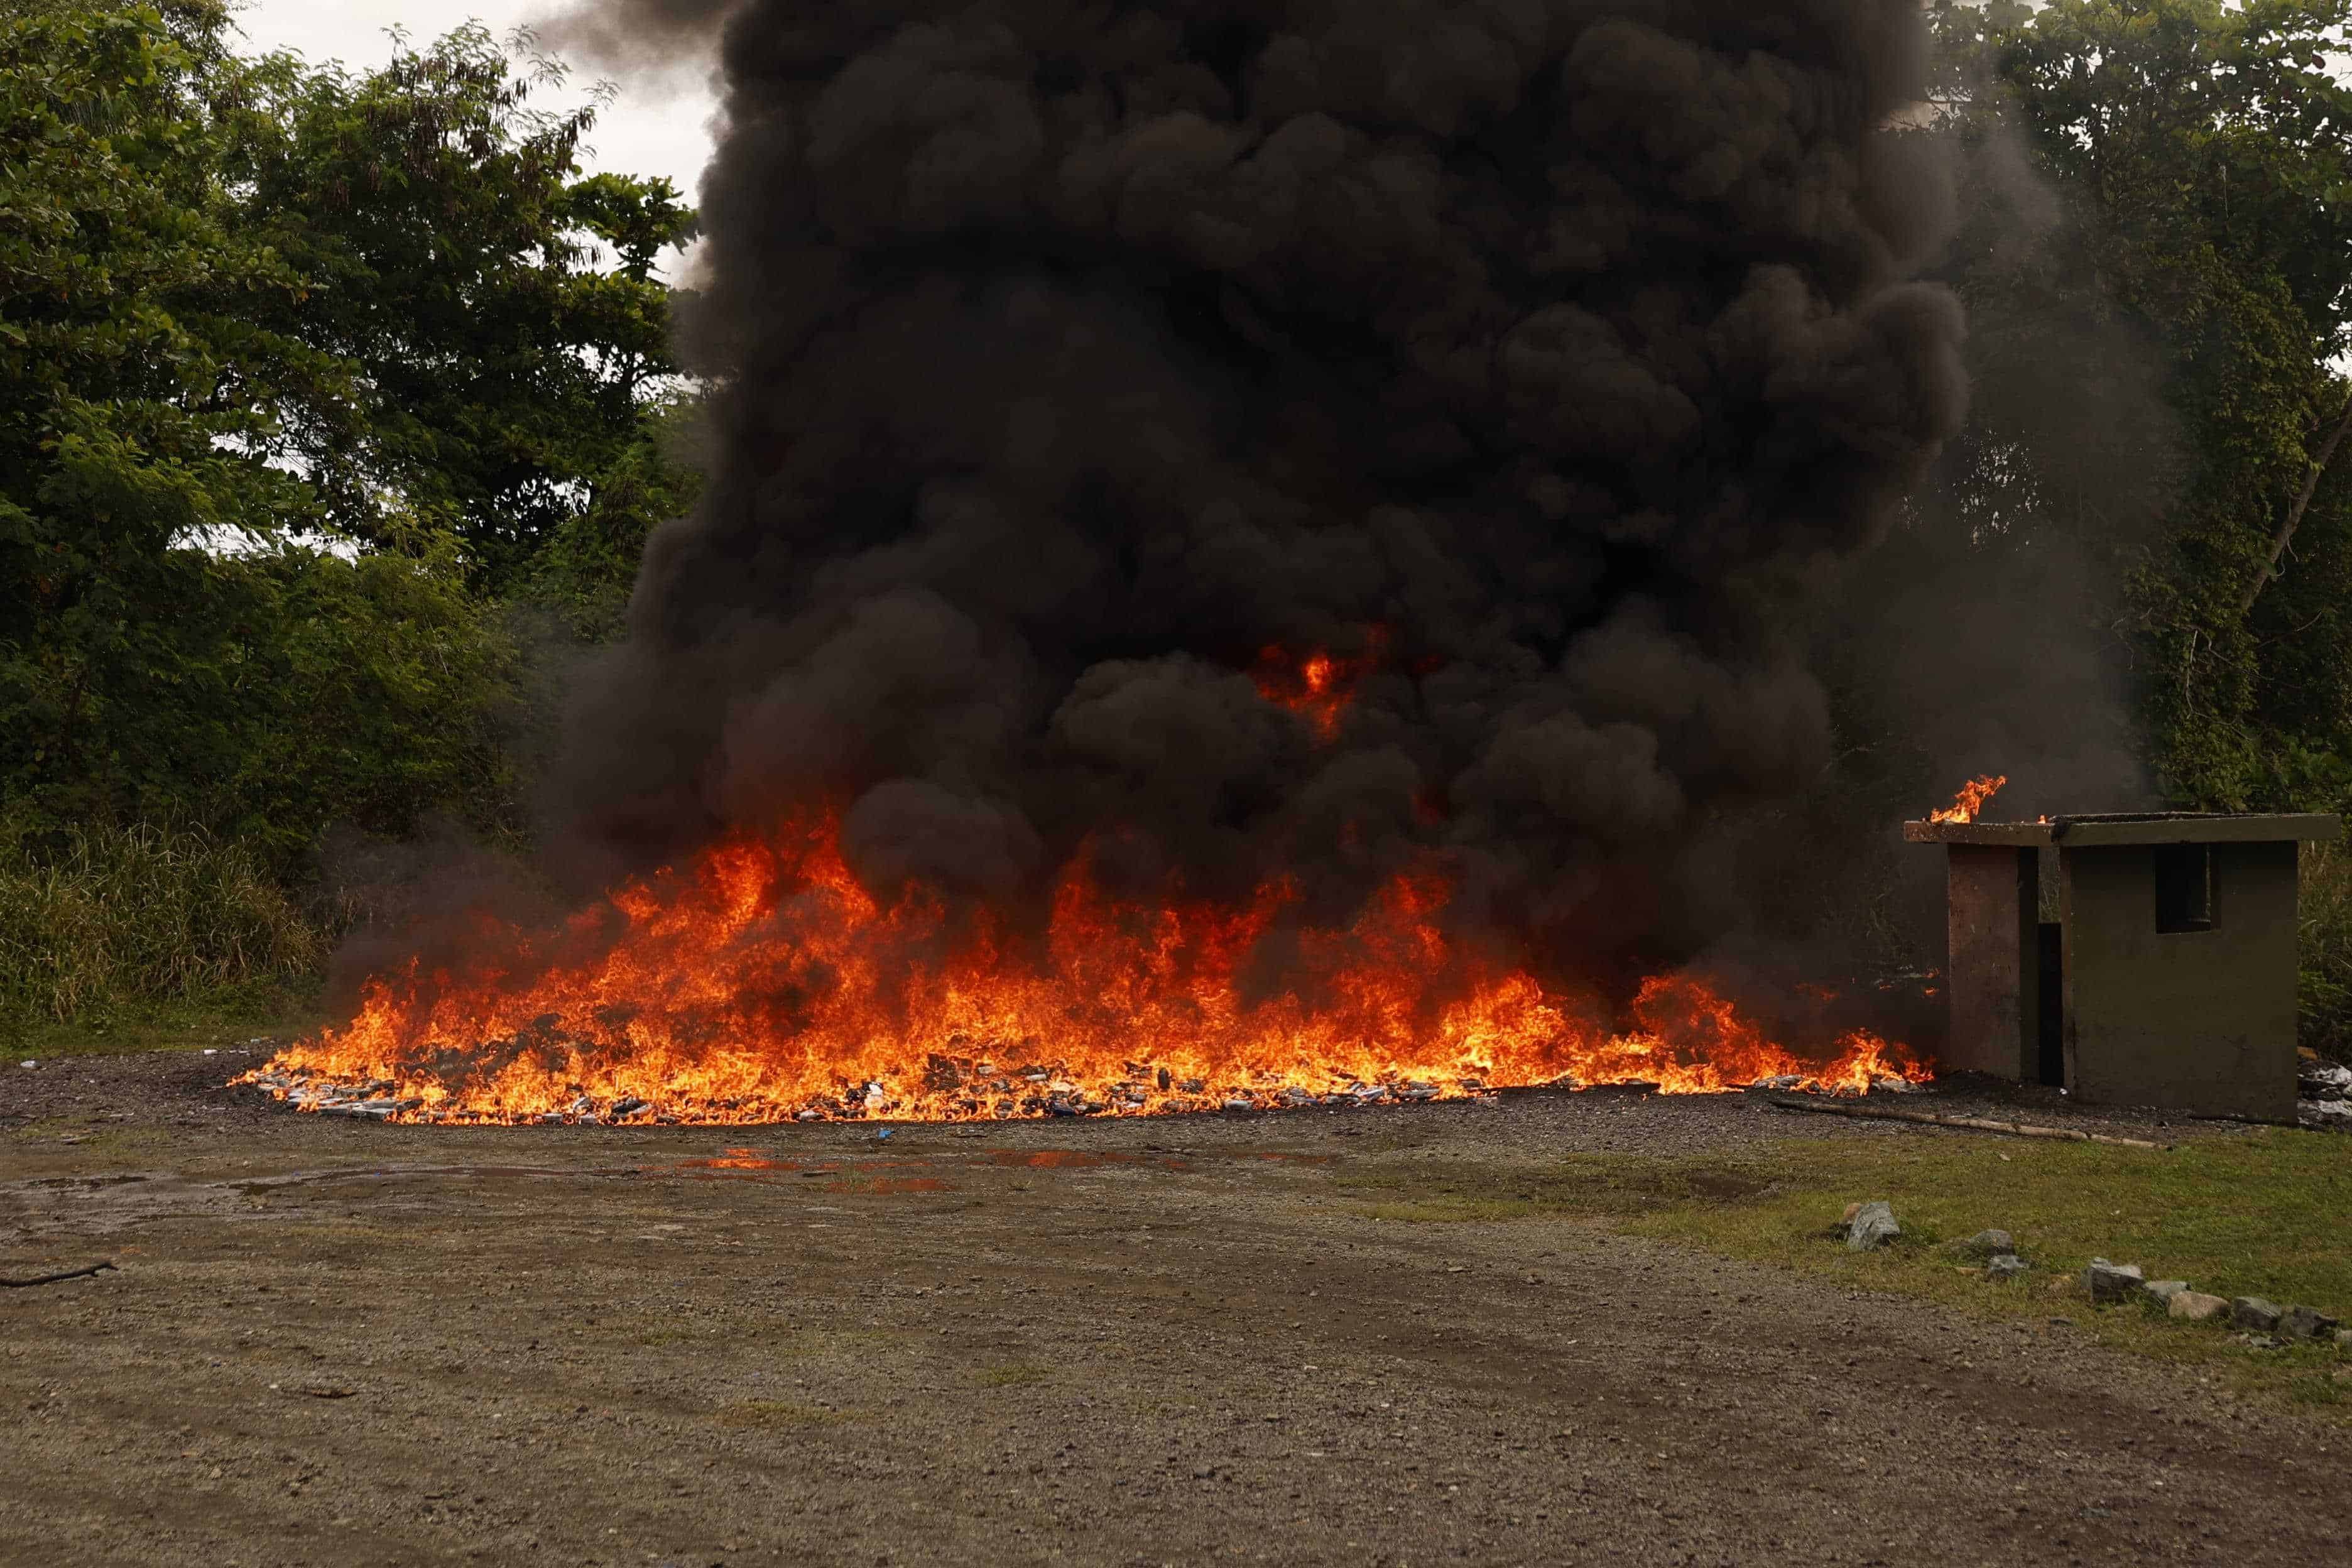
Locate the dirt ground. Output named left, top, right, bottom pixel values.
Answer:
left=3, top=1051, right=2342, bottom=1567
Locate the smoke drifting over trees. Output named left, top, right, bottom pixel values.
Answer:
left=543, top=0, right=1970, bottom=979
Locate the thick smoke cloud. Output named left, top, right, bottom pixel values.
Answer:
left=545, top=0, right=1969, bottom=980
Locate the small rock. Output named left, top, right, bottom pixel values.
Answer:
left=2140, top=1280, right=2190, bottom=1305
left=1986, top=1254, right=2028, bottom=1282
left=1845, top=1201, right=1900, bottom=1251
left=2083, top=1260, right=2145, bottom=1304
left=1953, top=1229, right=2015, bottom=1260
left=2168, top=1290, right=2230, bottom=1322
left=1219, top=1098, right=1254, bottom=1113
left=2278, top=1305, right=2339, bottom=1341
left=2336, top=1328, right=2352, bottom=1349
left=2230, top=1296, right=2283, bottom=1332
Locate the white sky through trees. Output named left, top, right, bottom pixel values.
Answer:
left=229, top=1, right=720, bottom=217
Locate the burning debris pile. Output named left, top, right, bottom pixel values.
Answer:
left=247, top=1063, right=1921, bottom=1124
left=244, top=814, right=1927, bottom=1124
left=249, top=1065, right=1475, bottom=1124
left=246, top=3, right=1967, bottom=1125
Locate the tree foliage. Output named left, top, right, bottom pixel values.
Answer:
left=0, top=1, right=692, bottom=864
left=1, top=0, right=342, bottom=844
left=237, top=24, right=697, bottom=590
left=1924, top=0, right=2352, bottom=810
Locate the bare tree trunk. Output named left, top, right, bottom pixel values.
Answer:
left=2243, top=391, right=2352, bottom=615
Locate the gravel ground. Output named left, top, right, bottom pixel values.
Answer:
left=2, top=1051, right=2341, bottom=1567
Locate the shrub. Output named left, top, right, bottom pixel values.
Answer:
left=4, top=536, right=521, bottom=869
left=2299, top=839, right=2352, bottom=1064
left=0, top=821, right=325, bottom=1030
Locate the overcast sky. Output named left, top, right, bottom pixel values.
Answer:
left=229, top=1, right=720, bottom=202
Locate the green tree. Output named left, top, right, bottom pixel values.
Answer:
left=238, top=24, right=696, bottom=592
left=1924, top=0, right=2352, bottom=809
left=522, top=389, right=704, bottom=640
left=0, top=0, right=516, bottom=858
left=2, top=0, right=317, bottom=824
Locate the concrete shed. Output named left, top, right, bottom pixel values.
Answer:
left=1903, top=813, right=2340, bottom=1123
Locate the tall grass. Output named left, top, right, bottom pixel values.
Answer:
left=0, top=823, right=327, bottom=1030
left=2300, top=837, right=2352, bottom=1064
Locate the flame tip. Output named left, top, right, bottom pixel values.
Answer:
left=1928, top=773, right=2009, bottom=825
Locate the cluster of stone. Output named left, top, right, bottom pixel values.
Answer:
left=1835, top=1209, right=2347, bottom=1350
left=2300, top=1059, right=2352, bottom=1126
left=2080, top=1259, right=2342, bottom=1343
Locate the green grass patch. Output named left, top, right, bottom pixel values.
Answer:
left=1346, top=1132, right=2352, bottom=1414
left=0, top=822, right=329, bottom=1047
left=972, top=1362, right=1052, bottom=1389
left=5, top=986, right=327, bottom=1060
left=714, top=1399, right=854, bottom=1428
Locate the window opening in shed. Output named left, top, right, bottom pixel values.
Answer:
left=2153, top=842, right=2214, bottom=934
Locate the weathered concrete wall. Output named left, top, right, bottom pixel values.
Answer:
left=2061, top=841, right=2300, bottom=1122
left=1945, top=846, right=2037, bottom=1081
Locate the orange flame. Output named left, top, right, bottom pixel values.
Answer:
left=241, top=812, right=1930, bottom=1124
left=1929, top=774, right=2008, bottom=825
left=1252, top=639, right=1380, bottom=742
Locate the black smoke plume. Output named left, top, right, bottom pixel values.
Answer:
left=543, top=0, right=1969, bottom=989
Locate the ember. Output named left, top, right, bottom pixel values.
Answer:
left=243, top=812, right=1927, bottom=1125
